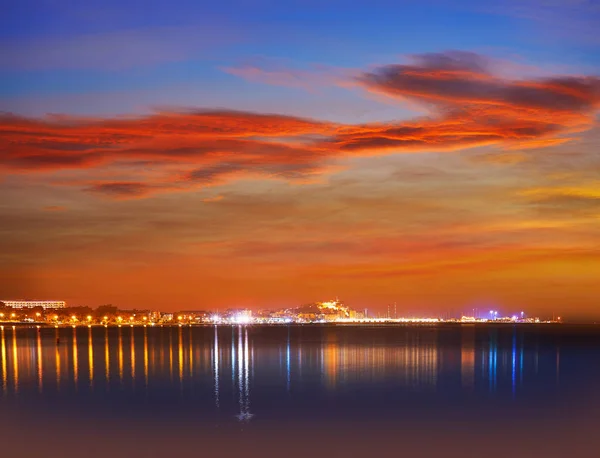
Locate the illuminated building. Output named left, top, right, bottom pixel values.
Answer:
left=1, top=300, right=66, bottom=310
left=227, top=310, right=252, bottom=325
left=160, top=313, right=174, bottom=322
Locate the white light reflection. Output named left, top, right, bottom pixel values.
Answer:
left=286, top=328, right=291, bottom=392
left=231, top=326, right=236, bottom=385
left=213, top=325, right=220, bottom=408
left=236, top=326, right=253, bottom=421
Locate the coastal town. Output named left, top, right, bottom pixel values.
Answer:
left=0, top=299, right=557, bottom=326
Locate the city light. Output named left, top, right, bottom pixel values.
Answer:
left=0, top=297, right=556, bottom=327
left=0, top=300, right=66, bottom=309
left=232, top=313, right=252, bottom=325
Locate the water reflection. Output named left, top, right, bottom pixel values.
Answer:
left=72, top=327, right=78, bottom=387
left=512, top=329, right=517, bottom=396
left=104, top=328, right=110, bottom=386
left=118, top=328, right=123, bottom=384
left=1, top=328, right=6, bottom=392
left=169, top=329, right=173, bottom=382
left=320, top=330, right=439, bottom=389
left=37, top=331, right=43, bottom=393
left=144, top=329, right=149, bottom=388
left=178, top=327, right=183, bottom=386
left=188, top=328, right=193, bottom=379
left=489, top=331, right=497, bottom=392
left=461, top=327, right=475, bottom=389
left=12, top=329, right=18, bottom=393
left=0, top=324, right=598, bottom=425
left=213, top=325, right=219, bottom=407
left=131, top=327, right=136, bottom=388
left=55, top=333, right=61, bottom=390
left=88, top=327, right=93, bottom=389
left=235, top=326, right=252, bottom=421
left=286, top=329, right=291, bottom=392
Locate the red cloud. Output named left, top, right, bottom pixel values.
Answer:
left=2, top=51, right=598, bottom=198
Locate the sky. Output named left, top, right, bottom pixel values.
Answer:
left=1, top=0, right=599, bottom=318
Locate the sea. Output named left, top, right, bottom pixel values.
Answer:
left=0, top=324, right=599, bottom=457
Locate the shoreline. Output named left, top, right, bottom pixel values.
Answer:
left=0, top=321, right=579, bottom=329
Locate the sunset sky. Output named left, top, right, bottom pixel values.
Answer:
left=1, top=0, right=599, bottom=318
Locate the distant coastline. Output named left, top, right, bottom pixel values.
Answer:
left=0, top=321, right=577, bottom=329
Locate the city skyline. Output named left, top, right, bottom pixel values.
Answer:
left=2, top=1, right=600, bottom=319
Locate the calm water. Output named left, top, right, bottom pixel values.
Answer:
left=1, top=324, right=599, bottom=457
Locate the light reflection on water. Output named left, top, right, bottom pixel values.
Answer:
left=1, top=324, right=600, bottom=457
left=0, top=324, right=598, bottom=423
left=0, top=325, right=566, bottom=396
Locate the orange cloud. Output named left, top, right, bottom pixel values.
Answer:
left=2, top=51, right=598, bottom=198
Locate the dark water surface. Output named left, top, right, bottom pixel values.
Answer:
left=1, top=324, right=599, bottom=457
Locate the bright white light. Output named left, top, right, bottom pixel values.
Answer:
left=232, top=314, right=252, bottom=325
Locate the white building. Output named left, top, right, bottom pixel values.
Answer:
left=1, top=300, right=66, bottom=310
